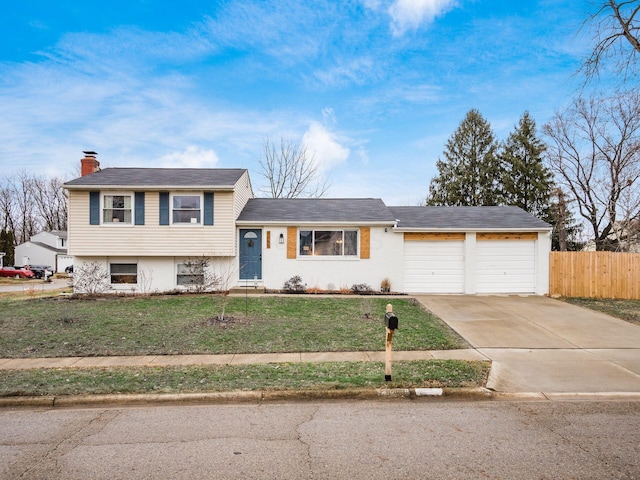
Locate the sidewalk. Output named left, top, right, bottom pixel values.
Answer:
left=0, top=349, right=487, bottom=370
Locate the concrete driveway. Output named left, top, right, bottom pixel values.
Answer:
left=0, top=278, right=70, bottom=293
left=416, top=295, right=640, bottom=395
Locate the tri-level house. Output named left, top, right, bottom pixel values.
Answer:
left=64, top=152, right=553, bottom=295
left=64, top=152, right=253, bottom=293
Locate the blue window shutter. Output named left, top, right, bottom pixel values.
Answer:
left=159, top=192, right=169, bottom=225
left=89, top=191, right=100, bottom=225
left=204, top=192, right=214, bottom=226
left=135, top=192, right=145, bottom=225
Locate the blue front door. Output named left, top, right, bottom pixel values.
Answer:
left=239, top=229, right=262, bottom=280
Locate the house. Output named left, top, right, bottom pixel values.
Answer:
left=64, top=152, right=552, bottom=295
left=14, top=230, right=72, bottom=273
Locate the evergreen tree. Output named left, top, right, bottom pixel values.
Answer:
left=427, top=109, right=501, bottom=206
left=0, top=229, right=15, bottom=266
left=500, top=111, right=554, bottom=220
left=548, top=188, right=584, bottom=251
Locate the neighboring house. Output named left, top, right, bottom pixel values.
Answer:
left=64, top=152, right=552, bottom=295
left=14, top=230, right=71, bottom=272
left=583, top=220, right=640, bottom=253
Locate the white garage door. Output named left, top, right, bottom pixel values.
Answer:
left=476, top=240, right=536, bottom=293
left=404, top=241, right=465, bottom=293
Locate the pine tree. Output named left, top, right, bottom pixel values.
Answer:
left=500, top=111, right=554, bottom=220
left=0, top=229, right=15, bottom=266
left=427, top=109, right=501, bottom=206
left=548, top=188, right=584, bottom=251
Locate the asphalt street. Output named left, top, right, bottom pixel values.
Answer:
left=2, top=400, right=639, bottom=479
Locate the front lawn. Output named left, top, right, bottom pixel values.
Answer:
left=0, top=295, right=468, bottom=358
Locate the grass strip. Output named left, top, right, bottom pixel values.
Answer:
left=0, top=296, right=467, bottom=358
left=0, top=360, right=490, bottom=396
left=561, top=297, right=640, bottom=326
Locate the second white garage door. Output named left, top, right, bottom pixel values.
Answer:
left=404, top=240, right=465, bottom=293
left=476, top=240, right=536, bottom=293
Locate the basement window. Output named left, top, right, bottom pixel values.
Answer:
left=110, top=263, right=138, bottom=284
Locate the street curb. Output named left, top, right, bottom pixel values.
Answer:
left=0, top=387, right=494, bottom=408
left=2, top=389, right=639, bottom=408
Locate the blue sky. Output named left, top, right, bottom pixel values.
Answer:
left=1, top=0, right=594, bottom=204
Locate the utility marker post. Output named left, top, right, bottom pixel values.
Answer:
left=384, top=303, right=398, bottom=382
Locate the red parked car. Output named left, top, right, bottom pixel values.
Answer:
left=0, top=266, right=36, bottom=279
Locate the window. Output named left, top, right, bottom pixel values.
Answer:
left=177, top=262, right=204, bottom=286
left=110, top=263, right=137, bottom=284
left=299, top=230, right=358, bottom=257
left=103, top=195, right=132, bottom=224
left=172, top=195, right=201, bottom=224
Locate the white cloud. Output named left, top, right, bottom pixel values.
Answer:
left=302, top=122, right=350, bottom=172
left=357, top=146, right=370, bottom=165
left=158, top=146, right=220, bottom=168
left=389, top=0, right=458, bottom=36
left=313, top=57, right=380, bottom=88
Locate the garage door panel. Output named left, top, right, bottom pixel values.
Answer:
left=477, top=240, right=536, bottom=294
left=404, top=241, right=464, bottom=293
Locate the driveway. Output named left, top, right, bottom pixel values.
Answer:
left=416, top=295, right=640, bottom=394
left=0, top=278, right=70, bottom=293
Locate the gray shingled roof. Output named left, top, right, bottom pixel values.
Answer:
left=237, top=198, right=395, bottom=224
left=64, top=168, right=247, bottom=188
left=389, top=206, right=551, bottom=230
left=30, top=241, right=67, bottom=254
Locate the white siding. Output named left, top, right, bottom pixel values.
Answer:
left=403, top=241, right=465, bottom=293
left=476, top=240, right=536, bottom=293
left=258, top=226, right=404, bottom=292
left=73, top=256, right=237, bottom=293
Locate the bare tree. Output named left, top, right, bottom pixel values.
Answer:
left=31, top=176, right=68, bottom=232
left=0, top=172, right=68, bottom=246
left=543, top=91, right=640, bottom=251
left=9, top=172, right=39, bottom=244
left=258, top=136, right=330, bottom=198
left=582, top=0, right=640, bottom=82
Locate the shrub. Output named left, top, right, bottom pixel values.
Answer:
left=283, top=275, right=306, bottom=293
left=73, top=262, right=111, bottom=294
left=351, top=283, right=373, bottom=294
left=380, top=278, right=391, bottom=293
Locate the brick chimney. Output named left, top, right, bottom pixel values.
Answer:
left=81, top=151, right=100, bottom=176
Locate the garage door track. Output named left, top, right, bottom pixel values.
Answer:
left=416, top=295, right=640, bottom=395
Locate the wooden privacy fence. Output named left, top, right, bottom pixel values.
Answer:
left=549, top=251, right=640, bottom=299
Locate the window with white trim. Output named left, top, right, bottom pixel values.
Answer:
left=103, top=195, right=132, bottom=224
left=177, top=262, right=204, bottom=286
left=172, top=194, right=201, bottom=224
left=110, top=263, right=137, bottom=284
left=299, top=230, right=358, bottom=257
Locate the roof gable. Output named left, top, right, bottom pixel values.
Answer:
left=64, top=168, right=247, bottom=189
